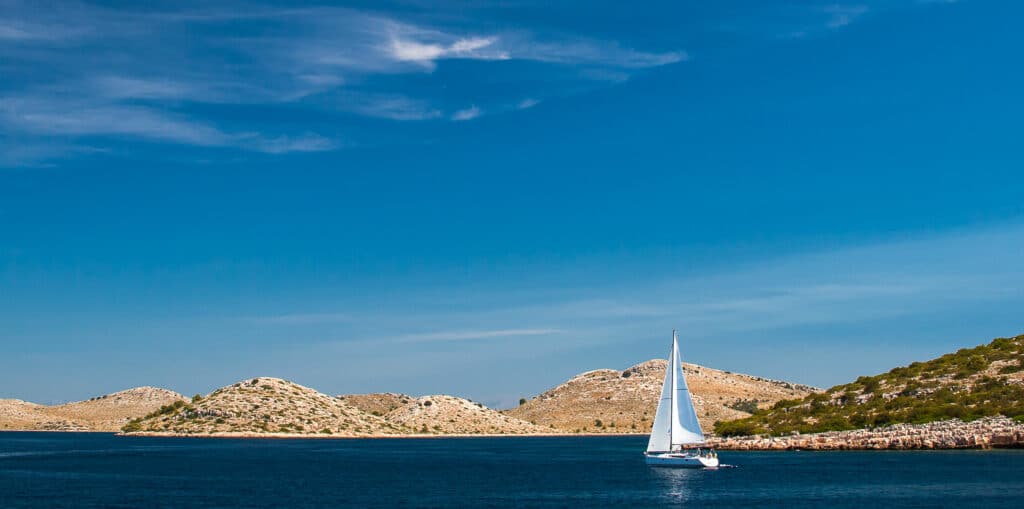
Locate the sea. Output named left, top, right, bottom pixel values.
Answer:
left=1, top=433, right=1022, bottom=508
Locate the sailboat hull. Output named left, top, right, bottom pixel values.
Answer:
left=644, top=452, right=719, bottom=468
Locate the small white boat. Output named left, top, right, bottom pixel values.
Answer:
left=644, top=330, right=719, bottom=468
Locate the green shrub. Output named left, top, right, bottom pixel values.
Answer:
left=143, top=400, right=187, bottom=420
left=998, top=363, right=1023, bottom=374
left=729, top=399, right=760, bottom=414
left=964, top=355, right=988, bottom=371
left=714, top=419, right=765, bottom=437
left=857, top=376, right=880, bottom=394
left=771, top=399, right=801, bottom=410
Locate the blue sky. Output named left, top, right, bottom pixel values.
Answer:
left=2, top=0, right=1023, bottom=407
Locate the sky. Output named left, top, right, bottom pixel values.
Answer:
left=1, top=0, right=1023, bottom=407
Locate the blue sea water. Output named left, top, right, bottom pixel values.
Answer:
left=1, top=433, right=1022, bottom=508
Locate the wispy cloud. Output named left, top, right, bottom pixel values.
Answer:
left=90, top=76, right=198, bottom=100
left=506, top=38, right=686, bottom=68
left=0, top=2, right=689, bottom=165
left=0, top=21, right=57, bottom=40
left=0, top=140, right=107, bottom=168
left=517, top=98, right=540, bottom=110
left=0, top=97, right=235, bottom=146
left=253, top=133, right=337, bottom=154
left=9, top=1, right=942, bottom=166
left=0, top=14, right=93, bottom=41
left=328, top=222, right=1024, bottom=353
left=451, top=106, right=482, bottom=121
left=388, top=35, right=509, bottom=70
left=250, top=312, right=353, bottom=325
left=241, top=222, right=1024, bottom=399
left=0, top=96, right=337, bottom=154
left=824, top=4, right=869, bottom=28
left=759, top=2, right=875, bottom=39
left=331, top=92, right=442, bottom=121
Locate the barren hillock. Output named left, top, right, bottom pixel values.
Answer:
left=506, top=360, right=816, bottom=433
left=384, top=395, right=550, bottom=435
left=124, top=377, right=409, bottom=436
left=337, top=392, right=412, bottom=417
left=0, top=399, right=48, bottom=430
left=0, top=387, right=185, bottom=431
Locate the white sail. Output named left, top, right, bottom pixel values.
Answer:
left=672, top=335, right=704, bottom=445
left=646, top=330, right=704, bottom=453
left=646, top=340, right=675, bottom=453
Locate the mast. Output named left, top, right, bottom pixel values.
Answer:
left=669, top=329, right=676, bottom=450
left=647, top=329, right=699, bottom=453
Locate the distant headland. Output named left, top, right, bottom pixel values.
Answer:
left=3, top=333, right=1022, bottom=450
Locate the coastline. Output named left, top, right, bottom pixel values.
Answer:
left=708, top=416, right=1024, bottom=450
left=103, top=417, right=1024, bottom=450
left=116, top=431, right=648, bottom=439
left=0, top=428, right=112, bottom=434
left=9, top=418, right=1024, bottom=451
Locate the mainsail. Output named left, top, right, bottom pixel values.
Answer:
left=646, top=330, right=705, bottom=453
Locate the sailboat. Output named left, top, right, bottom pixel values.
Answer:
left=644, top=330, right=719, bottom=468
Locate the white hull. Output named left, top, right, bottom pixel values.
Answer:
left=645, top=452, right=719, bottom=468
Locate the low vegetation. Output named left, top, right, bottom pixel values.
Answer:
left=715, top=334, right=1024, bottom=437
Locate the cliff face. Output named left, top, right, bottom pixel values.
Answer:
left=126, top=377, right=409, bottom=436
left=711, top=417, right=1024, bottom=450
left=0, top=387, right=185, bottom=431
left=505, top=360, right=817, bottom=433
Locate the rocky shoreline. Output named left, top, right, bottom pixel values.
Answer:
left=708, top=417, right=1024, bottom=450
left=16, top=417, right=1024, bottom=450
left=117, top=431, right=644, bottom=439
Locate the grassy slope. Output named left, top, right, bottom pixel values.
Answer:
left=715, top=334, right=1024, bottom=437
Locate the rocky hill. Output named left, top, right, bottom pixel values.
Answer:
left=0, top=399, right=52, bottom=430
left=715, top=334, right=1024, bottom=437
left=340, top=392, right=552, bottom=434
left=384, top=395, right=550, bottom=434
left=506, top=359, right=817, bottom=433
left=124, top=377, right=409, bottom=436
left=337, top=392, right=412, bottom=417
left=0, top=387, right=185, bottom=431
